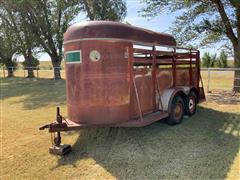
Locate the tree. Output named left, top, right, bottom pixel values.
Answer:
left=81, top=0, right=127, bottom=21
left=141, top=0, right=240, bottom=92
left=25, top=0, right=126, bottom=79
left=219, top=50, right=228, bottom=68
left=0, top=15, right=17, bottom=77
left=202, top=52, right=212, bottom=68
left=21, top=54, right=40, bottom=75
left=28, top=0, right=82, bottom=79
left=0, top=0, right=39, bottom=78
left=211, top=53, right=218, bottom=67
left=201, top=52, right=218, bottom=68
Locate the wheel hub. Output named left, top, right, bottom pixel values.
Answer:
left=189, top=99, right=194, bottom=110
left=174, top=103, right=183, bottom=120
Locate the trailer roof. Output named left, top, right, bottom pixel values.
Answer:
left=64, top=21, right=176, bottom=46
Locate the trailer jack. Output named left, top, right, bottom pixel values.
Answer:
left=39, top=107, right=71, bottom=155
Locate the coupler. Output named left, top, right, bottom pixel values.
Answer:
left=39, top=107, right=71, bottom=155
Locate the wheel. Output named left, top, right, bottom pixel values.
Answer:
left=166, top=96, right=184, bottom=125
left=186, top=91, right=197, bottom=116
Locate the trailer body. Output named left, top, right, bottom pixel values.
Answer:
left=41, top=21, right=205, bottom=134
left=39, top=21, right=206, bottom=154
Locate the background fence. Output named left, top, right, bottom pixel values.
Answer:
left=0, top=67, right=239, bottom=92
left=201, top=68, right=239, bottom=92
left=0, top=67, right=65, bottom=79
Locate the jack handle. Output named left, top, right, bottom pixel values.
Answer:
left=39, top=107, right=62, bottom=130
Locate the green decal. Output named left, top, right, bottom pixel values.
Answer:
left=65, top=51, right=81, bottom=63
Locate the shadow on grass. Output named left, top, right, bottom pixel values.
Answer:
left=54, top=106, right=240, bottom=179
left=206, top=90, right=240, bottom=105
left=1, top=77, right=66, bottom=109
left=1, top=77, right=239, bottom=178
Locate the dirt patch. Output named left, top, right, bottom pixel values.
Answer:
left=206, top=90, right=240, bottom=105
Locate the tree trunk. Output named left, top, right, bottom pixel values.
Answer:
left=233, top=47, right=240, bottom=92
left=53, top=66, right=61, bottom=80
left=234, top=70, right=240, bottom=92
left=23, top=48, right=36, bottom=78
left=7, top=67, right=14, bottom=77
left=52, top=56, right=62, bottom=80
left=26, top=67, right=35, bottom=78
left=24, top=57, right=35, bottom=78
left=233, top=4, right=240, bottom=92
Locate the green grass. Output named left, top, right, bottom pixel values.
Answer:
left=1, top=77, right=239, bottom=179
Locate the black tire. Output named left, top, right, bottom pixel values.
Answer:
left=166, top=96, right=184, bottom=125
left=186, top=91, right=197, bottom=116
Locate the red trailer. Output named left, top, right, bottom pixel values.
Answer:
left=40, top=21, right=205, bottom=155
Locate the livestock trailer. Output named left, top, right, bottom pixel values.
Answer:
left=40, top=21, right=205, bottom=155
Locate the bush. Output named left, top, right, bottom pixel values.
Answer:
left=218, top=50, right=228, bottom=68
left=201, top=51, right=228, bottom=68
left=202, top=52, right=212, bottom=68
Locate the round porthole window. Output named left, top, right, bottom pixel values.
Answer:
left=89, top=50, right=101, bottom=61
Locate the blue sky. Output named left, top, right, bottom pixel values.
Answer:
left=36, top=0, right=220, bottom=61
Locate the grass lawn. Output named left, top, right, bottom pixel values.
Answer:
left=201, top=71, right=234, bottom=90
left=1, top=77, right=239, bottom=179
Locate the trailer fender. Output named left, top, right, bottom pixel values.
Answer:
left=189, top=87, right=200, bottom=103
left=160, top=88, right=188, bottom=113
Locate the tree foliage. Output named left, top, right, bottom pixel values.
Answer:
left=201, top=52, right=217, bottom=68
left=211, top=53, right=218, bottom=67
left=23, top=0, right=81, bottom=79
left=0, top=0, right=81, bottom=79
left=202, top=51, right=228, bottom=68
left=218, top=50, right=228, bottom=68
left=141, top=0, right=240, bottom=91
left=202, top=52, right=212, bottom=68
left=141, top=1, right=237, bottom=48
left=0, top=0, right=127, bottom=79
left=0, top=0, right=39, bottom=77
left=0, top=14, right=17, bottom=77
left=81, top=0, right=127, bottom=21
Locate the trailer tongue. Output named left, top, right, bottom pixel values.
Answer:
left=39, top=107, right=71, bottom=155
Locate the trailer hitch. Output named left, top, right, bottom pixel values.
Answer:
left=39, top=124, right=51, bottom=130
left=40, top=107, right=71, bottom=155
